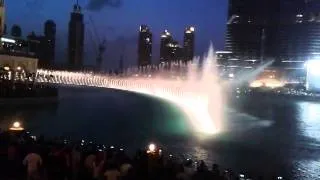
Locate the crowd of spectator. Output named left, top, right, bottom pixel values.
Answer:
left=0, top=129, right=283, bottom=180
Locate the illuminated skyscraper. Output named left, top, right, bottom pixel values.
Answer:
left=138, top=25, right=152, bottom=66
left=68, top=3, right=84, bottom=69
left=160, top=30, right=173, bottom=63
left=183, top=26, right=195, bottom=61
left=168, top=40, right=183, bottom=62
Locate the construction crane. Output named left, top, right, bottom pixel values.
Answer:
left=88, top=15, right=107, bottom=71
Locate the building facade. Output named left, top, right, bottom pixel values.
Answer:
left=225, top=0, right=268, bottom=62
left=225, top=0, right=320, bottom=81
left=43, top=20, right=56, bottom=67
left=138, top=25, right=152, bottom=67
left=68, top=4, right=84, bottom=70
left=11, top=24, right=22, bottom=38
left=160, top=30, right=173, bottom=63
left=183, top=26, right=195, bottom=62
left=167, top=40, right=183, bottom=62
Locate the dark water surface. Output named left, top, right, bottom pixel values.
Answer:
left=0, top=87, right=320, bottom=179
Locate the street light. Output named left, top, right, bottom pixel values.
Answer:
left=9, top=121, right=24, bottom=131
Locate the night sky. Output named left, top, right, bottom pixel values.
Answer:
left=6, top=0, right=228, bottom=69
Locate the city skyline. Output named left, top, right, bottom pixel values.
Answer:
left=5, top=0, right=228, bottom=69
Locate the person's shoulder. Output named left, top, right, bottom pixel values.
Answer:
left=104, top=170, right=110, bottom=176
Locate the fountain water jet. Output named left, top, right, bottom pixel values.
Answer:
left=36, top=45, right=274, bottom=136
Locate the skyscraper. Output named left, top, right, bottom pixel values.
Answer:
left=269, top=0, right=320, bottom=69
left=11, top=24, right=22, bottom=37
left=44, top=20, right=56, bottom=66
left=225, top=0, right=320, bottom=81
left=225, top=0, right=268, bottom=62
left=138, top=25, right=152, bottom=66
left=0, top=0, right=5, bottom=36
left=168, top=40, right=183, bottom=62
left=183, top=26, right=195, bottom=62
left=160, top=30, right=173, bottom=63
left=68, top=3, right=84, bottom=69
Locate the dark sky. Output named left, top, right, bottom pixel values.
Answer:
left=6, top=0, right=228, bottom=69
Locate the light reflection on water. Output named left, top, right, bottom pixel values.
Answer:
left=298, top=102, right=320, bottom=140
left=293, top=102, right=320, bottom=179
left=1, top=89, right=320, bottom=179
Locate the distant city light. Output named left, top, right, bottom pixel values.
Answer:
left=250, top=79, right=284, bottom=88
left=164, top=30, right=171, bottom=36
left=216, top=51, right=232, bottom=54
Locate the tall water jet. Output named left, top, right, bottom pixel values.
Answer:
left=37, top=45, right=231, bottom=135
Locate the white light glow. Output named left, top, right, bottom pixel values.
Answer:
left=13, top=122, right=20, bottom=128
left=10, top=121, right=24, bottom=131
left=216, top=51, right=232, bottom=54
left=148, top=143, right=156, bottom=153
left=306, top=60, right=320, bottom=91
left=1, top=37, right=16, bottom=43
left=307, top=60, right=320, bottom=76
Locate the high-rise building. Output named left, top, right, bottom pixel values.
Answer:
left=27, top=32, right=41, bottom=55
left=11, top=24, right=22, bottom=37
left=43, top=20, right=56, bottom=66
left=160, top=30, right=173, bottom=63
left=225, top=0, right=320, bottom=81
left=225, top=0, right=270, bottom=62
left=0, top=0, right=5, bottom=36
left=183, top=26, right=195, bottom=61
left=138, top=25, right=152, bottom=66
left=167, top=40, right=183, bottom=62
left=68, top=3, right=84, bottom=70
left=268, top=0, right=320, bottom=70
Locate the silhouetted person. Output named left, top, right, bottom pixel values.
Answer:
left=104, top=163, right=120, bottom=180
left=212, top=164, right=221, bottom=179
left=23, top=148, right=42, bottom=180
